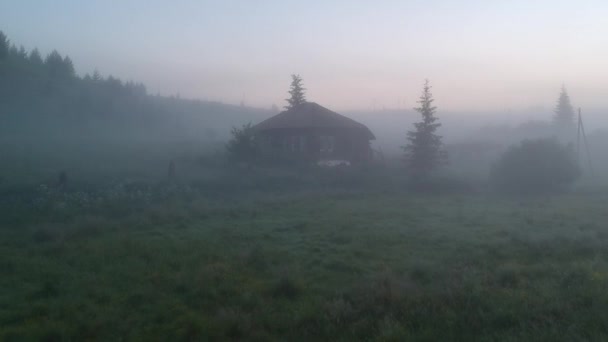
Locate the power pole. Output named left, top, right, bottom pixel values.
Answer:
left=577, top=108, right=593, bottom=177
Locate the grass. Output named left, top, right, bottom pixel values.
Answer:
left=2, top=183, right=608, bottom=340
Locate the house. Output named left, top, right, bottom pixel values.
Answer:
left=253, top=102, right=375, bottom=163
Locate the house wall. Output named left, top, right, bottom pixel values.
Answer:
left=257, top=128, right=371, bottom=163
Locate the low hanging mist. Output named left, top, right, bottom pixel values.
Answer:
left=1, top=1, right=608, bottom=339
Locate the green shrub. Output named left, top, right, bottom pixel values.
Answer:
left=226, top=123, right=257, bottom=165
left=491, top=138, right=580, bottom=193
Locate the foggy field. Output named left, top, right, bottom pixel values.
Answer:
left=3, top=2, right=608, bottom=340
left=2, top=182, right=608, bottom=340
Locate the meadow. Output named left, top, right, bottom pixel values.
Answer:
left=1, top=154, right=608, bottom=340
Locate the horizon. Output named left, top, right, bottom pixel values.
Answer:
left=2, top=1, right=607, bottom=112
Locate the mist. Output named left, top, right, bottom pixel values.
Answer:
left=2, top=1, right=608, bottom=340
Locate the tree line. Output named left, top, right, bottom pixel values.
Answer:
left=0, top=30, right=269, bottom=141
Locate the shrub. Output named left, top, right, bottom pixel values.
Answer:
left=226, top=123, right=257, bottom=165
left=491, top=138, right=580, bottom=193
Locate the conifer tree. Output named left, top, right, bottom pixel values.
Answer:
left=45, top=50, right=65, bottom=77
left=17, top=46, right=27, bottom=59
left=62, top=56, right=75, bottom=77
left=0, top=31, right=8, bottom=60
left=29, top=48, right=43, bottom=65
left=92, top=69, right=102, bottom=81
left=402, top=79, right=447, bottom=180
left=553, top=86, right=575, bottom=132
left=285, top=74, right=306, bottom=109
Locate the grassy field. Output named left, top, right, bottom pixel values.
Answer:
left=2, top=179, right=608, bottom=340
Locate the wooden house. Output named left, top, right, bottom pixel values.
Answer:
left=253, top=102, right=375, bottom=163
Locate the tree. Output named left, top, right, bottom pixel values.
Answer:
left=402, top=79, right=447, bottom=180
left=226, top=123, right=257, bottom=165
left=62, top=56, right=75, bottom=77
left=285, top=74, right=306, bottom=109
left=29, top=48, right=43, bottom=65
left=553, top=86, right=575, bottom=136
left=92, top=69, right=102, bottom=81
left=491, top=138, right=580, bottom=193
left=17, top=46, right=27, bottom=60
left=45, top=50, right=65, bottom=77
left=29, top=48, right=43, bottom=64
left=45, top=50, right=74, bottom=78
left=0, top=31, right=8, bottom=60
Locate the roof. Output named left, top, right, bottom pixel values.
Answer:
left=253, top=102, right=375, bottom=139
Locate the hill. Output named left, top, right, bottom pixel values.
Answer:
left=0, top=30, right=272, bottom=143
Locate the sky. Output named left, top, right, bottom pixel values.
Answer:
left=1, top=0, right=607, bottom=112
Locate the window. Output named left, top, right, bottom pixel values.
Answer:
left=320, top=136, right=335, bottom=153
left=285, top=136, right=306, bottom=152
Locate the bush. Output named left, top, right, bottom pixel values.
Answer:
left=226, top=123, right=257, bottom=165
left=491, top=138, right=580, bottom=193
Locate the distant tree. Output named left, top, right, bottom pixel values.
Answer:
left=553, top=86, right=576, bottom=136
left=92, top=69, right=102, bottom=81
left=226, top=123, right=257, bottom=165
left=271, top=103, right=279, bottom=113
left=134, top=82, right=147, bottom=96
left=106, top=75, right=123, bottom=94
left=45, top=50, right=64, bottom=77
left=17, top=46, right=27, bottom=60
left=491, top=138, right=580, bottom=193
left=285, top=74, right=306, bottom=110
left=402, top=79, right=447, bottom=180
left=62, top=56, right=75, bottom=77
left=8, top=44, right=18, bottom=58
left=44, top=50, right=75, bottom=78
left=29, top=48, right=43, bottom=65
left=0, top=31, right=8, bottom=60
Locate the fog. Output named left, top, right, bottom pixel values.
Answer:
left=3, top=1, right=608, bottom=110
left=3, top=2, right=608, bottom=340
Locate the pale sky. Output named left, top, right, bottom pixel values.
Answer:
left=1, top=0, right=607, bottom=111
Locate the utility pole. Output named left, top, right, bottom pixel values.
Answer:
left=577, top=108, right=593, bottom=177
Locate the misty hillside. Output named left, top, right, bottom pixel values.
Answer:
left=0, top=32, right=272, bottom=142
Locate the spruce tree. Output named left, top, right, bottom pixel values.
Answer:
left=92, top=69, right=102, bottom=81
left=285, top=74, right=306, bottom=110
left=0, top=31, right=8, bottom=60
left=45, top=50, right=64, bottom=78
left=553, top=86, right=575, bottom=132
left=62, top=56, right=75, bottom=77
left=17, top=46, right=27, bottom=59
left=29, top=48, right=43, bottom=65
left=402, top=79, right=447, bottom=180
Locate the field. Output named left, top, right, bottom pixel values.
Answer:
left=2, top=170, right=608, bottom=340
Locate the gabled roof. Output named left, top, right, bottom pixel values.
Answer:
left=253, top=102, right=375, bottom=139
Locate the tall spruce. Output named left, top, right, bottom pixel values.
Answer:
left=403, top=79, right=447, bottom=179
left=553, top=86, right=575, bottom=132
left=285, top=74, right=306, bottom=109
